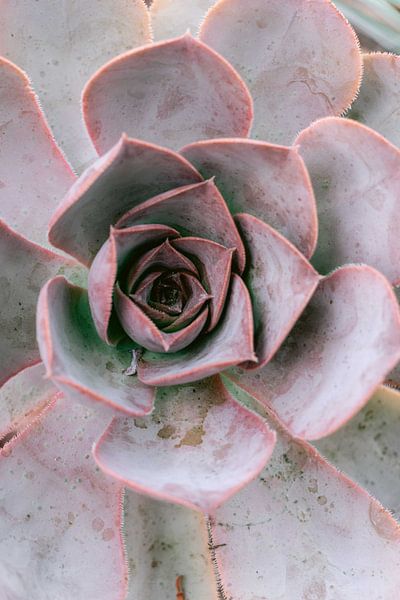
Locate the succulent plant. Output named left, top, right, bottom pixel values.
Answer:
left=1, top=1, right=400, bottom=598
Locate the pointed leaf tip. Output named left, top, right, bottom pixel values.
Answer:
left=49, top=136, right=201, bottom=265
left=235, top=213, right=320, bottom=369
left=150, top=0, right=216, bottom=41
left=181, top=138, right=318, bottom=259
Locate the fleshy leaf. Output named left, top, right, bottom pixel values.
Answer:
left=138, top=274, right=256, bottom=386
left=116, top=179, right=246, bottom=273
left=94, top=376, right=276, bottom=513
left=0, top=221, right=83, bottom=387
left=386, top=286, right=400, bottom=388
left=181, top=139, right=317, bottom=258
left=0, top=393, right=127, bottom=600
left=150, top=0, right=216, bottom=40
left=316, top=385, right=400, bottom=520
left=200, top=0, right=362, bottom=144
left=230, top=265, right=400, bottom=440
left=49, top=136, right=201, bottom=265
left=235, top=214, right=320, bottom=369
left=349, top=53, right=400, bottom=148
left=0, top=0, right=151, bottom=172
left=37, top=276, right=155, bottom=416
left=83, top=33, right=253, bottom=153
left=0, top=58, right=75, bottom=248
left=115, top=285, right=209, bottom=352
left=88, top=224, right=180, bottom=344
left=0, top=363, right=54, bottom=441
left=124, top=490, right=217, bottom=599
left=209, top=379, right=400, bottom=600
left=171, top=237, right=233, bottom=331
left=127, top=239, right=198, bottom=290
left=296, top=117, right=400, bottom=283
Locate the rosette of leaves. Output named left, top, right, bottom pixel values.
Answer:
left=2, top=1, right=400, bottom=599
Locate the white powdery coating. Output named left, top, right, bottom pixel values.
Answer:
left=0, top=0, right=151, bottom=172
left=0, top=396, right=126, bottom=600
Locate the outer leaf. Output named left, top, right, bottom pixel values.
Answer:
left=150, top=0, right=215, bottom=40
left=0, top=0, right=151, bottom=172
left=83, top=33, right=253, bottom=153
left=230, top=265, right=400, bottom=440
left=138, top=274, right=256, bottom=386
left=0, top=393, right=127, bottom=600
left=49, top=136, right=201, bottom=265
left=386, top=286, right=400, bottom=387
left=209, top=379, right=400, bottom=600
left=235, top=213, right=320, bottom=368
left=0, top=363, right=54, bottom=440
left=0, top=221, right=83, bottom=387
left=116, top=179, right=246, bottom=273
left=94, top=376, right=276, bottom=513
left=37, top=276, right=155, bottom=416
left=316, top=385, right=400, bottom=519
left=200, top=0, right=362, bottom=144
left=0, top=58, right=75, bottom=248
left=181, top=139, right=317, bottom=258
left=297, top=117, right=400, bottom=283
left=349, top=53, right=400, bottom=148
left=124, top=490, right=217, bottom=599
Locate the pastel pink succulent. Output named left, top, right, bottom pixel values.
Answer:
left=2, top=1, right=400, bottom=598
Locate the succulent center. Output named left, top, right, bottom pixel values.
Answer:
left=148, top=272, right=187, bottom=315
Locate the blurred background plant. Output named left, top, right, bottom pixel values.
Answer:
left=336, top=0, right=400, bottom=51
left=143, top=1, right=400, bottom=52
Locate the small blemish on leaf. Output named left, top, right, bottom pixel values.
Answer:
left=157, top=424, right=176, bottom=439
left=175, top=425, right=205, bottom=447
left=92, top=517, right=104, bottom=531
left=102, top=528, right=115, bottom=541
left=105, top=361, right=118, bottom=373
left=307, top=478, right=318, bottom=493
